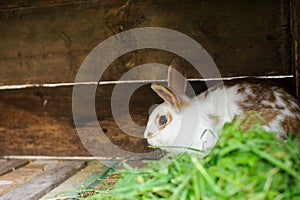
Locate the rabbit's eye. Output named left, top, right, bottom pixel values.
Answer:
left=155, top=112, right=172, bottom=129
left=159, top=115, right=168, bottom=126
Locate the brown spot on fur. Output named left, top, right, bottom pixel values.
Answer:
left=237, top=91, right=281, bottom=132
left=208, top=85, right=220, bottom=94
left=275, top=90, right=300, bottom=137
left=275, top=105, right=285, bottom=110
left=237, top=113, right=261, bottom=132
left=268, top=89, right=276, bottom=102
left=280, top=93, right=292, bottom=108
left=231, top=79, right=300, bottom=138
left=180, top=97, right=190, bottom=107
left=234, top=80, right=282, bottom=124
left=147, top=132, right=154, bottom=138
left=208, top=114, right=220, bottom=125
left=208, top=79, right=300, bottom=138
left=283, top=96, right=300, bottom=115
left=260, top=108, right=281, bottom=122
left=237, top=109, right=281, bottom=132
left=204, top=91, right=209, bottom=98
left=250, top=84, right=261, bottom=96
left=280, top=116, right=300, bottom=137
left=237, top=85, right=246, bottom=93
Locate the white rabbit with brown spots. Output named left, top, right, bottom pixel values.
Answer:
left=144, top=61, right=300, bottom=155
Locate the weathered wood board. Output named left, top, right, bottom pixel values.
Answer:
left=292, top=0, right=300, bottom=98
left=40, top=160, right=107, bottom=199
left=0, top=160, right=66, bottom=196
left=0, top=159, right=28, bottom=176
left=0, top=0, right=82, bottom=9
left=40, top=159, right=150, bottom=199
left=0, top=81, right=175, bottom=157
left=0, top=159, right=145, bottom=200
left=0, top=83, right=161, bottom=157
left=0, top=0, right=292, bottom=86
left=0, top=160, right=85, bottom=200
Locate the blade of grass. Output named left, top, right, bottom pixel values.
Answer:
left=249, top=146, right=300, bottom=180
left=170, top=174, right=192, bottom=200
left=192, top=170, right=201, bottom=200
left=191, top=156, right=225, bottom=197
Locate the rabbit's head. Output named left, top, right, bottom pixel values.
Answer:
left=144, top=84, right=190, bottom=149
left=144, top=58, right=216, bottom=153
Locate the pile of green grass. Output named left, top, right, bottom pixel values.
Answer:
left=84, top=120, right=300, bottom=200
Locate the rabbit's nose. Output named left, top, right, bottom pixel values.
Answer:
left=146, top=132, right=154, bottom=139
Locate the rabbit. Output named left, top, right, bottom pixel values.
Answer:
left=144, top=59, right=300, bottom=155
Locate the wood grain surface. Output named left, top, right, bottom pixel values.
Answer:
left=292, top=0, right=300, bottom=98
left=0, top=0, right=292, bottom=85
left=0, top=160, right=86, bottom=200
left=0, top=159, right=28, bottom=176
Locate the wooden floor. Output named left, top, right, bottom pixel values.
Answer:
left=0, top=159, right=140, bottom=200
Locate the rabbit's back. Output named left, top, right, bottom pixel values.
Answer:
left=217, top=79, right=300, bottom=137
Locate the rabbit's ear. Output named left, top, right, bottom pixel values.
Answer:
left=168, top=57, right=187, bottom=96
left=151, top=83, right=184, bottom=111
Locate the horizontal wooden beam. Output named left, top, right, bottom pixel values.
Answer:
left=0, top=0, right=292, bottom=85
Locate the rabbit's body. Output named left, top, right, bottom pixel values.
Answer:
left=144, top=79, right=300, bottom=154
left=202, top=80, right=300, bottom=133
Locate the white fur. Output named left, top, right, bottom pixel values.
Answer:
left=145, top=84, right=239, bottom=155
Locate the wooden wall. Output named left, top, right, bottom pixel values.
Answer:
left=292, top=0, right=300, bottom=98
left=0, top=0, right=297, bottom=157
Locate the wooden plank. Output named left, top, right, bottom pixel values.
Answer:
left=0, top=0, right=292, bottom=85
left=0, top=161, right=86, bottom=200
left=0, top=79, right=295, bottom=157
left=0, top=160, right=61, bottom=196
left=41, top=160, right=149, bottom=199
left=0, top=0, right=106, bottom=85
left=40, top=160, right=107, bottom=199
left=0, top=83, right=165, bottom=157
left=292, top=0, right=300, bottom=98
left=0, top=159, right=29, bottom=176
left=0, top=0, right=83, bottom=9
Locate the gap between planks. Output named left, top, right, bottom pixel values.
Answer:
left=0, top=160, right=29, bottom=176
left=0, top=156, right=145, bottom=161
left=0, top=75, right=293, bottom=90
left=1, top=155, right=160, bottom=161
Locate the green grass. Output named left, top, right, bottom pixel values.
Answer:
left=82, top=120, right=300, bottom=200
